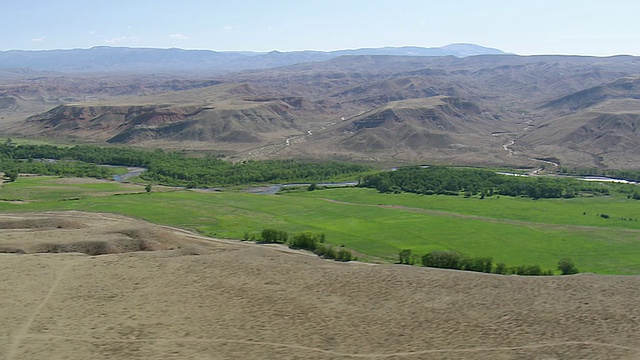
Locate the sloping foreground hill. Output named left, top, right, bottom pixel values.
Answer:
left=1, top=212, right=638, bottom=359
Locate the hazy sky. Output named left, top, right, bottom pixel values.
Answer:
left=2, top=0, right=639, bottom=56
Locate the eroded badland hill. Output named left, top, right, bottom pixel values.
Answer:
left=3, top=52, right=640, bottom=168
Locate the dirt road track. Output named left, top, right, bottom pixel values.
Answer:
left=6, top=261, right=78, bottom=360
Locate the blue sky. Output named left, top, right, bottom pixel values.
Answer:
left=2, top=0, right=639, bottom=55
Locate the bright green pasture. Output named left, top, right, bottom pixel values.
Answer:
left=1, top=179, right=640, bottom=274
left=0, top=176, right=144, bottom=202
left=293, top=188, right=640, bottom=229
left=1, top=138, right=52, bottom=146
left=0, top=137, right=72, bottom=146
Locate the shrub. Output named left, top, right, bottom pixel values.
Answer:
left=464, top=257, right=493, bottom=273
left=557, top=257, right=579, bottom=275
left=314, top=243, right=336, bottom=259
left=5, top=169, right=18, bottom=182
left=398, top=249, right=413, bottom=265
left=422, top=251, right=464, bottom=269
left=494, top=262, right=507, bottom=274
left=512, top=264, right=543, bottom=275
left=288, top=232, right=355, bottom=262
left=335, top=249, right=353, bottom=262
left=289, top=232, right=318, bottom=251
left=542, top=269, right=554, bottom=276
left=260, top=228, right=288, bottom=243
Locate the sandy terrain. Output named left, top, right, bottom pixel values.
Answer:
left=0, top=212, right=639, bottom=360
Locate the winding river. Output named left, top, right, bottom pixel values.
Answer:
left=111, top=167, right=147, bottom=182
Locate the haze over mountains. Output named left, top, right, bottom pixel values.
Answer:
left=2, top=44, right=640, bottom=169
left=0, top=43, right=505, bottom=73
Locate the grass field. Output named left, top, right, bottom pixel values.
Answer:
left=0, top=137, right=72, bottom=146
left=1, top=177, right=639, bottom=274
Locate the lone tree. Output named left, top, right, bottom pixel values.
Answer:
left=5, top=169, right=18, bottom=182
left=557, top=258, right=579, bottom=275
left=145, top=184, right=152, bottom=193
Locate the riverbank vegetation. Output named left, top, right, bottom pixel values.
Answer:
left=2, top=142, right=638, bottom=199
left=0, top=142, right=370, bottom=186
left=559, top=166, right=640, bottom=182
left=359, top=165, right=627, bottom=199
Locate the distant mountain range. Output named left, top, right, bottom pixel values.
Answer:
left=0, top=44, right=506, bottom=73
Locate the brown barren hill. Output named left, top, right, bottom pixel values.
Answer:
left=0, top=212, right=638, bottom=359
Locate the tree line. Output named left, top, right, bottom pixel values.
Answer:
left=399, top=249, right=579, bottom=276
left=0, top=158, right=115, bottom=181
left=360, top=166, right=613, bottom=199
left=248, top=229, right=355, bottom=262
left=0, top=142, right=370, bottom=186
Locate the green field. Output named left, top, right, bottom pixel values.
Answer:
left=1, top=177, right=639, bottom=274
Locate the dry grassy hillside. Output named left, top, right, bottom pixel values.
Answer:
left=519, top=81, right=640, bottom=169
left=1, top=212, right=638, bottom=360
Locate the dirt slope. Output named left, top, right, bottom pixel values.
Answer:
left=0, top=212, right=639, bottom=359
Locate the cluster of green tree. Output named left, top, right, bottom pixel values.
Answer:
left=421, top=251, right=496, bottom=273
left=360, top=166, right=612, bottom=199
left=0, top=143, right=155, bottom=167
left=290, top=232, right=355, bottom=261
left=399, top=249, right=579, bottom=276
left=0, top=142, right=370, bottom=186
left=144, top=158, right=368, bottom=188
left=252, top=229, right=354, bottom=262
left=1, top=158, right=114, bottom=181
